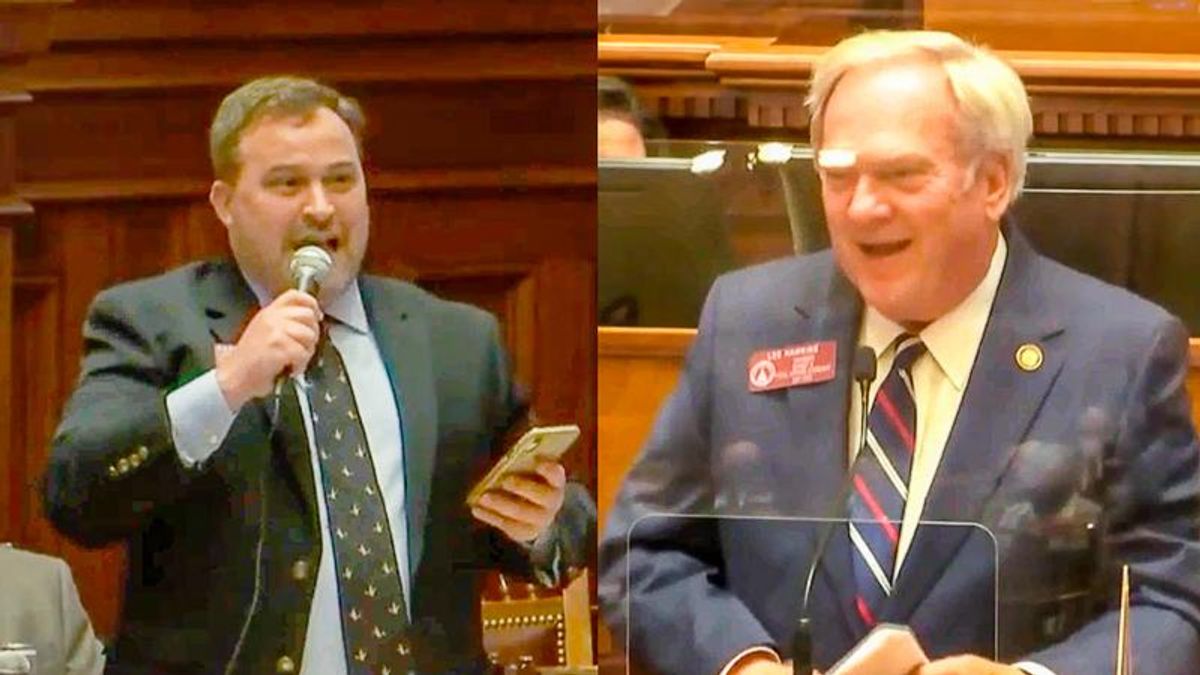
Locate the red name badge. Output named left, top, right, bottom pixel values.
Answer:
left=747, top=341, right=837, bottom=392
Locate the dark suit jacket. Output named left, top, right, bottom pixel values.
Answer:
left=43, top=260, right=590, bottom=674
left=599, top=227, right=1200, bottom=674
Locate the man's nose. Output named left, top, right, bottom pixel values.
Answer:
left=846, top=175, right=891, bottom=221
left=302, top=181, right=334, bottom=225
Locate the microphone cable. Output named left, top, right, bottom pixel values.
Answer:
left=793, top=345, right=876, bottom=674
left=225, top=245, right=330, bottom=673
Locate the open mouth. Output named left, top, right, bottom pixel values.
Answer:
left=859, top=240, right=911, bottom=258
left=294, top=237, right=340, bottom=254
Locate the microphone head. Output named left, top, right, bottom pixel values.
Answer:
left=853, top=345, right=877, bottom=383
left=288, top=245, right=334, bottom=295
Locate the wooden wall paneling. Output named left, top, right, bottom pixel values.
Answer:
left=17, top=37, right=596, bottom=94
left=0, top=214, right=13, bottom=542
left=182, top=200, right=231, bottom=262
left=7, top=272, right=125, bottom=647
left=924, top=0, right=1200, bottom=54
left=11, top=276, right=57, bottom=547
left=368, top=185, right=596, bottom=480
left=50, top=0, right=593, bottom=43
left=15, top=88, right=225, bottom=188
left=14, top=204, right=181, bottom=640
left=1, top=0, right=64, bottom=544
left=415, top=266, right=539, bottom=385
left=109, top=202, right=188, bottom=280
left=531, top=256, right=596, bottom=480
left=1027, top=92, right=1200, bottom=139
left=15, top=78, right=596, bottom=192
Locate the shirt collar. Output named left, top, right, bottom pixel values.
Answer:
left=860, top=233, right=1007, bottom=391
left=242, top=272, right=370, bottom=335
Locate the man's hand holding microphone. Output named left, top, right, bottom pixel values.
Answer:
left=215, top=246, right=332, bottom=410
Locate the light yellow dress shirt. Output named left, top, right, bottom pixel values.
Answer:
left=848, top=234, right=1007, bottom=578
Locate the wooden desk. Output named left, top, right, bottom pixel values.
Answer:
left=598, top=327, right=696, bottom=529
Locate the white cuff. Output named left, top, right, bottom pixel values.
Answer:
left=166, top=370, right=239, bottom=467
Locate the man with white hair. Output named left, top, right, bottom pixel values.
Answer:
left=599, top=30, right=1200, bottom=675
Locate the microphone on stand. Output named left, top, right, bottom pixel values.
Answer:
left=793, top=345, right=876, bottom=674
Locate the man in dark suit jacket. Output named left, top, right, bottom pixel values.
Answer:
left=599, top=31, right=1200, bottom=675
left=43, top=76, right=592, bottom=674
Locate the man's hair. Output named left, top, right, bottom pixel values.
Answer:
left=209, top=76, right=366, bottom=181
left=598, top=76, right=664, bottom=139
left=806, top=30, right=1032, bottom=207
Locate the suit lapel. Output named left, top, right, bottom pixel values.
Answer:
left=785, top=262, right=864, bottom=641
left=360, top=277, right=438, bottom=576
left=885, top=229, right=1066, bottom=623
left=198, top=260, right=257, bottom=346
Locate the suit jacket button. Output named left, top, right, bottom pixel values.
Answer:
left=291, top=559, right=310, bottom=582
left=116, top=458, right=131, bottom=474
left=136, top=446, right=150, bottom=461
left=275, top=655, right=295, bottom=673
left=128, top=453, right=143, bottom=469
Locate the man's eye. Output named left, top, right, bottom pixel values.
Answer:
left=326, top=174, right=356, bottom=189
left=821, top=170, right=854, bottom=185
left=878, top=168, right=927, bottom=188
left=267, top=176, right=302, bottom=191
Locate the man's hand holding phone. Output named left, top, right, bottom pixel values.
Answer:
left=470, top=460, right=567, bottom=543
left=467, top=424, right=579, bottom=544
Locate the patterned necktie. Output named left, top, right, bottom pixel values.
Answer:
left=847, top=334, right=926, bottom=629
left=307, top=332, right=412, bottom=674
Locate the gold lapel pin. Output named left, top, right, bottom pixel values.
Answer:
left=1015, top=343, right=1043, bottom=372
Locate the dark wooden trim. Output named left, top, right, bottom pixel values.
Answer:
left=19, top=37, right=595, bottom=93
left=600, top=35, right=1200, bottom=138
left=49, top=2, right=593, bottom=43
left=598, top=326, right=696, bottom=358
left=16, top=166, right=596, bottom=203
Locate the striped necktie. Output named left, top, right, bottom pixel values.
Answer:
left=847, top=334, right=925, bottom=629
left=307, top=332, right=413, bottom=674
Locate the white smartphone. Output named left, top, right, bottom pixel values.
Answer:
left=466, top=424, right=580, bottom=507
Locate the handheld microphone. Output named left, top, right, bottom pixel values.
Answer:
left=793, top=345, right=876, bottom=674
left=270, top=245, right=333, bottom=398
left=289, top=244, right=334, bottom=297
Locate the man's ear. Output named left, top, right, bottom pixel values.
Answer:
left=979, top=153, right=1012, bottom=223
left=209, top=180, right=234, bottom=228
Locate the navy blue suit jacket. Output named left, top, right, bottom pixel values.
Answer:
left=600, top=228, right=1200, bottom=674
